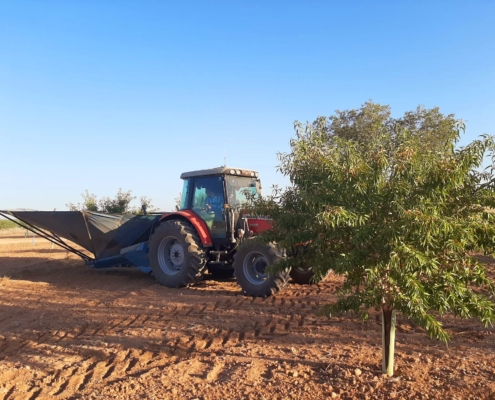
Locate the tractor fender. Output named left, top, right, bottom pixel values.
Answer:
left=157, top=211, right=213, bottom=247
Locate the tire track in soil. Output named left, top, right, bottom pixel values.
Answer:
left=76, top=361, right=99, bottom=391
left=184, top=324, right=248, bottom=353
left=2, top=385, right=15, bottom=400
left=193, top=305, right=207, bottom=315
left=204, top=302, right=219, bottom=311
left=171, top=335, right=195, bottom=354
left=100, top=349, right=133, bottom=380
left=215, top=360, right=237, bottom=383
left=26, top=388, right=42, bottom=400
left=243, top=359, right=265, bottom=384
left=97, top=314, right=141, bottom=336
left=187, top=336, right=198, bottom=353
left=203, top=359, right=226, bottom=382
left=124, top=357, right=141, bottom=374
left=89, top=323, right=105, bottom=336
left=50, top=357, right=94, bottom=397
left=110, top=349, right=147, bottom=377
left=73, top=322, right=89, bottom=338
left=84, top=359, right=112, bottom=384
left=52, top=372, right=86, bottom=397
left=156, top=312, right=171, bottom=322
left=193, top=332, right=212, bottom=350
left=284, top=321, right=291, bottom=331
left=239, top=320, right=259, bottom=341
left=129, top=313, right=147, bottom=327
left=53, top=329, right=69, bottom=342
left=203, top=329, right=224, bottom=350
left=138, top=314, right=163, bottom=334
left=0, top=338, right=29, bottom=360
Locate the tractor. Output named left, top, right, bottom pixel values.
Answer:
left=0, top=166, right=313, bottom=297
left=149, top=166, right=312, bottom=297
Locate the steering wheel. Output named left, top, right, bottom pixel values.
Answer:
left=203, top=204, right=216, bottom=214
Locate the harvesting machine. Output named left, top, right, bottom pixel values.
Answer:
left=1, top=167, right=312, bottom=297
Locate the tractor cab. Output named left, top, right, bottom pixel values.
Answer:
left=178, top=167, right=261, bottom=242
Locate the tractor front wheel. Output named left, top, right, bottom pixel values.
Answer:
left=233, top=241, right=290, bottom=297
left=149, top=220, right=206, bottom=288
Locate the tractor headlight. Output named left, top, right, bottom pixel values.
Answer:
left=229, top=169, right=235, bottom=175
left=236, top=170, right=241, bottom=175
left=250, top=172, right=255, bottom=177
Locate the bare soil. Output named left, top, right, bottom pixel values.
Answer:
left=0, top=232, right=494, bottom=400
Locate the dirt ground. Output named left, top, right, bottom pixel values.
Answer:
left=0, top=231, right=494, bottom=400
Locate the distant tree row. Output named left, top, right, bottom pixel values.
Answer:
left=0, top=220, right=19, bottom=230
left=66, top=189, right=155, bottom=214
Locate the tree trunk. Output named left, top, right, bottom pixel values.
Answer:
left=381, top=307, right=396, bottom=376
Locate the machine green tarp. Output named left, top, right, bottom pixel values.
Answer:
left=4, top=211, right=160, bottom=259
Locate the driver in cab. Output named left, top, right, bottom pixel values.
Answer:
left=205, top=187, right=224, bottom=213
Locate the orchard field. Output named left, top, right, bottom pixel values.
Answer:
left=0, top=231, right=494, bottom=399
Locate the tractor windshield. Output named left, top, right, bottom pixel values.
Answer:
left=225, top=176, right=260, bottom=207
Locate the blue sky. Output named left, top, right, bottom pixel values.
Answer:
left=1, top=1, right=494, bottom=211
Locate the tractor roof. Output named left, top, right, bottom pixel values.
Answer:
left=180, top=166, right=259, bottom=179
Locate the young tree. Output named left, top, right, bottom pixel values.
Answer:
left=66, top=190, right=99, bottom=212
left=254, top=102, right=495, bottom=376
left=174, top=192, right=182, bottom=211
left=67, top=189, right=156, bottom=214
left=137, top=196, right=156, bottom=215
left=98, top=188, right=136, bottom=214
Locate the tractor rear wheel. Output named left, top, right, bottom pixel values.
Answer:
left=233, top=241, right=290, bottom=297
left=149, top=220, right=206, bottom=288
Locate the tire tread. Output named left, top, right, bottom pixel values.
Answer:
left=150, top=220, right=206, bottom=288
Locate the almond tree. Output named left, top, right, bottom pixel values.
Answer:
left=67, top=189, right=155, bottom=214
left=255, top=102, right=495, bottom=376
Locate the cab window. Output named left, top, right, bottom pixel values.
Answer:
left=179, top=179, right=190, bottom=210
left=225, top=176, right=260, bottom=207
left=191, top=176, right=226, bottom=239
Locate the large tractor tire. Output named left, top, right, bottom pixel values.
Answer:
left=149, top=220, right=206, bottom=288
left=289, top=265, right=315, bottom=285
left=233, top=241, right=290, bottom=297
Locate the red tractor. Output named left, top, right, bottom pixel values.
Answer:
left=149, top=166, right=312, bottom=296
left=1, top=166, right=313, bottom=297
